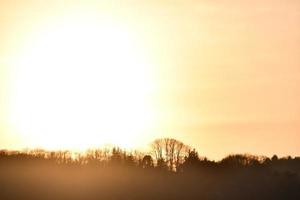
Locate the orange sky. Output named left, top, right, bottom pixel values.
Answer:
left=0, top=0, right=299, bottom=159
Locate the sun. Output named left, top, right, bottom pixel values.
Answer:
left=10, top=16, right=155, bottom=150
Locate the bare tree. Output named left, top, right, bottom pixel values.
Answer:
left=151, top=139, right=164, bottom=162
left=174, top=141, right=190, bottom=170
left=151, top=138, right=190, bottom=171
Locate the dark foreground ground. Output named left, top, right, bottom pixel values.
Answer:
left=1, top=162, right=300, bottom=200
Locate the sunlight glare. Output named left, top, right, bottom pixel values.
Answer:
left=10, top=17, right=154, bottom=150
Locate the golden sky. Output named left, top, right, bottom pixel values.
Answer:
left=0, top=0, right=300, bottom=159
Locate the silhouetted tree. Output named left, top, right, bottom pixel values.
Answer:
left=142, top=155, right=154, bottom=169
left=150, top=138, right=189, bottom=171
left=272, top=154, right=279, bottom=162
left=111, top=147, right=123, bottom=165
left=151, top=139, right=163, bottom=162
left=180, top=149, right=200, bottom=172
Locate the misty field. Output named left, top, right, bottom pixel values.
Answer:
left=1, top=140, right=300, bottom=200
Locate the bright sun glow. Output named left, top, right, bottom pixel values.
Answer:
left=10, top=16, right=155, bottom=150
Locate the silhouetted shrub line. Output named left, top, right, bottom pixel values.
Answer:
left=0, top=138, right=300, bottom=200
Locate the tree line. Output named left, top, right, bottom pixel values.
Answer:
left=1, top=138, right=300, bottom=200
left=1, top=137, right=299, bottom=173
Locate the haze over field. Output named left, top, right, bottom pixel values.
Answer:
left=0, top=0, right=299, bottom=159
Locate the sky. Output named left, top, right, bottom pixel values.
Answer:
left=0, top=0, right=300, bottom=160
